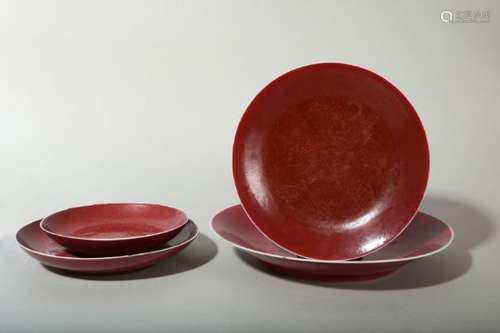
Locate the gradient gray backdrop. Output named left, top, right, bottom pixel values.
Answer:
left=1, top=1, right=499, bottom=332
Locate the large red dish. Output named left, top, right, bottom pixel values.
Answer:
left=233, top=63, right=429, bottom=260
left=41, top=203, right=188, bottom=256
left=212, top=205, right=453, bottom=280
left=17, top=220, right=198, bottom=274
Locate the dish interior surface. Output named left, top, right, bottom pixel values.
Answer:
left=233, top=63, right=429, bottom=260
left=212, top=205, right=452, bottom=262
left=19, top=220, right=197, bottom=258
left=42, top=203, right=187, bottom=239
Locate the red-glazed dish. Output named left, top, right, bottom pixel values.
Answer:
left=41, top=203, right=188, bottom=256
left=233, top=63, right=429, bottom=260
left=211, top=205, right=453, bottom=280
left=17, top=220, right=198, bottom=274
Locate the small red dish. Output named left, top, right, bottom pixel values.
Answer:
left=233, top=63, right=429, bottom=260
left=211, top=205, right=453, bottom=281
left=40, top=203, right=188, bottom=256
left=17, top=220, right=198, bottom=274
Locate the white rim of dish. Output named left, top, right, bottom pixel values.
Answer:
left=39, top=203, right=188, bottom=241
left=210, top=209, right=454, bottom=265
left=17, top=221, right=199, bottom=261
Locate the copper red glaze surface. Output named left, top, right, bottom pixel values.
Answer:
left=212, top=205, right=453, bottom=280
left=233, top=63, right=429, bottom=260
left=41, top=203, right=188, bottom=256
left=17, top=220, right=198, bottom=274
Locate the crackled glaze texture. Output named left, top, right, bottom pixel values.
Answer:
left=41, top=203, right=188, bottom=256
left=17, top=220, right=198, bottom=274
left=212, top=205, right=453, bottom=280
left=233, top=63, right=429, bottom=260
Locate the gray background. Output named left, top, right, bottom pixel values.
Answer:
left=1, top=0, right=499, bottom=332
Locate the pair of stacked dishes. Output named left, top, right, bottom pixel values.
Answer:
left=17, top=203, right=198, bottom=274
left=212, top=63, right=454, bottom=280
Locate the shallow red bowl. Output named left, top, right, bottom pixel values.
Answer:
left=212, top=205, right=453, bottom=281
left=233, top=63, right=429, bottom=260
left=40, top=203, right=188, bottom=256
left=17, top=220, right=198, bottom=274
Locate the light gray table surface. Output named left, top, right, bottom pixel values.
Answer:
left=1, top=1, right=499, bottom=332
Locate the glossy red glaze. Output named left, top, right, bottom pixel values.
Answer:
left=211, top=205, right=453, bottom=280
left=41, top=203, right=188, bottom=256
left=17, top=220, right=198, bottom=274
left=233, top=63, right=429, bottom=260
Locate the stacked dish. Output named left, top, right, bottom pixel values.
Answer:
left=17, top=203, right=198, bottom=274
left=212, top=63, right=454, bottom=280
